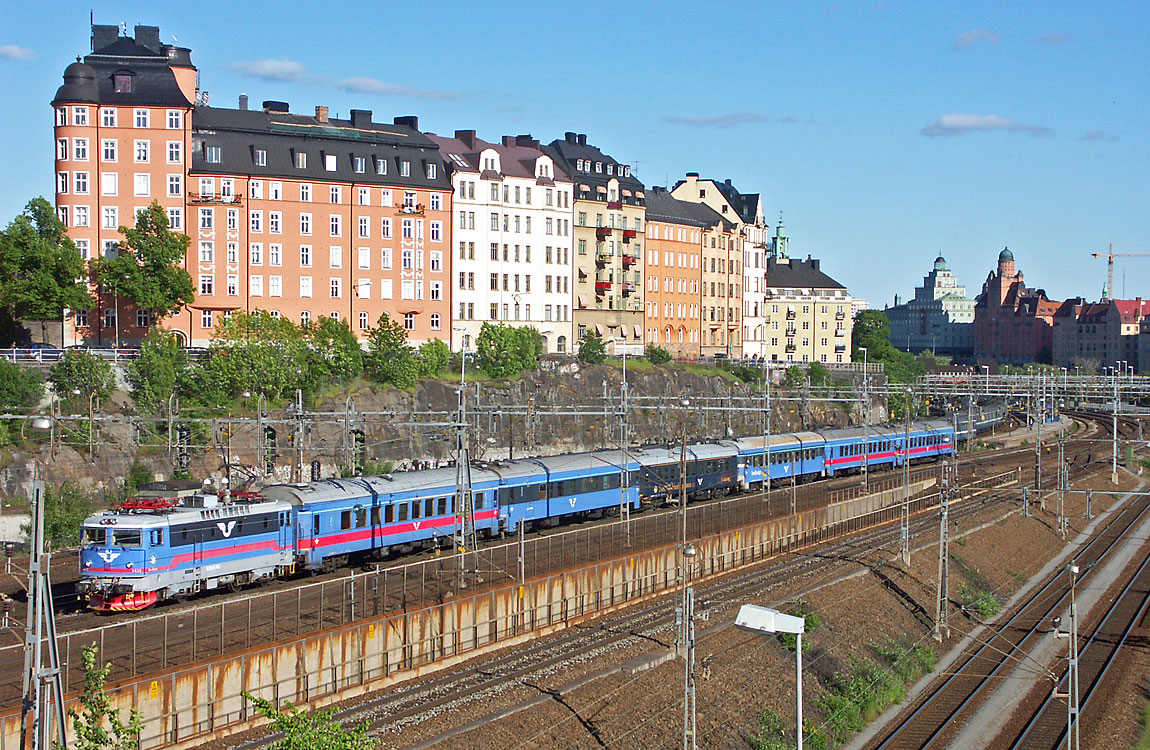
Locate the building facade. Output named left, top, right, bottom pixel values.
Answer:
left=53, top=24, right=453, bottom=347
left=885, top=255, right=975, bottom=355
left=762, top=254, right=853, bottom=364
left=972, top=248, right=1059, bottom=364
left=429, top=131, right=574, bottom=354
left=642, top=188, right=709, bottom=358
left=543, top=133, right=646, bottom=353
left=1052, top=297, right=1149, bottom=372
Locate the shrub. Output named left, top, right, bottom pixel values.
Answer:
left=49, top=350, right=114, bottom=402
left=475, top=323, right=542, bottom=378
left=644, top=345, right=671, bottom=365
left=127, top=329, right=190, bottom=409
left=21, top=480, right=95, bottom=550
left=306, top=316, right=364, bottom=385
left=364, top=312, right=417, bottom=389
left=959, top=584, right=1001, bottom=620
left=416, top=338, right=451, bottom=377
left=0, top=359, right=43, bottom=409
left=201, top=311, right=311, bottom=402
left=577, top=330, right=606, bottom=364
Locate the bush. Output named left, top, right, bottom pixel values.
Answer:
left=644, top=345, right=671, bottom=365
left=306, top=316, right=364, bottom=385
left=475, top=323, right=542, bottom=378
left=50, top=350, right=114, bottom=402
left=0, top=359, right=43, bottom=409
left=732, top=365, right=762, bottom=384
left=959, top=584, right=1001, bottom=620
left=21, top=480, right=94, bottom=550
left=201, top=311, right=311, bottom=402
left=416, top=338, right=451, bottom=377
left=363, top=312, right=417, bottom=389
left=127, top=330, right=190, bottom=409
left=577, top=330, right=606, bottom=364
left=782, top=366, right=806, bottom=388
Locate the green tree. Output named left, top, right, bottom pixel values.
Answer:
left=127, top=329, right=191, bottom=409
left=243, top=691, right=374, bottom=750
left=851, top=309, right=924, bottom=384
left=416, top=338, right=450, bottom=377
left=91, top=201, right=194, bottom=325
left=782, top=365, right=806, bottom=388
left=49, top=350, right=114, bottom=401
left=577, top=330, right=606, bottom=364
left=475, top=323, right=542, bottom=378
left=306, top=316, right=364, bottom=385
left=0, top=197, right=94, bottom=343
left=363, top=313, right=417, bottom=388
left=202, top=311, right=310, bottom=402
left=59, top=643, right=142, bottom=750
left=0, top=359, right=43, bottom=409
left=23, top=481, right=94, bottom=550
left=644, top=344, right=672, bottom=365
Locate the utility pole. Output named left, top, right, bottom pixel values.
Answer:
left=934, top=461, right=951, bottom=642
left=1112, top=372, right=1119, bottom=485
left=618, top=339, right=631, bottom=548
left=901, top=387, right=912, bottom=567
left=1035, top=373, right=1043, bottom=494
left=20, top=480, right=66, bottom=750
left=681, top=582, right=697, bottom=750
left=293, top=388, right=304, bottom=484
left=861, top=346, right=869, bottom=491
left=1055, top=564, right=1081, bottom=750
left=454, top=354, right=476, bottom=587
left=1058, top=434, right=1068, bottom=539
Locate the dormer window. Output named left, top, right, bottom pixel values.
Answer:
left=576, top=159, right=583, bottom=171
left=375, top=157, right=387, bottom=175
left=595, top=162, right=603, bottom=173
left=113, top=72, right=134, bottom=94
left=607, top=164, right=613, bottom=175
left=426, top=162, right=437, bottom=179
left=624, top=166, right=630, bottom=177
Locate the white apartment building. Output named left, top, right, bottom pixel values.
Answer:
left=429, top=131, right=574, bottom=354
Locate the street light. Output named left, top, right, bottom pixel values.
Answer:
left=736, top=604, right=807, bottom=750
left=615, top=337, right=630, bottom=546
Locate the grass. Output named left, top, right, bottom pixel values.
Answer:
left=777, top=602, right=823, bottom=652
left=959, top=583, right=1001, bottom=620
left=604, top=357, right=656, bottom=372
left=1007, top=569, right=1028, bottom=583
left=677, top=362, right=741, bottom=382
left=1137, top=686, right=1150, bottom=750
left=745, top=709, right=829, bottom=750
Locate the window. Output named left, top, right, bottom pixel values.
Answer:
left=199, top=274, right=214, bottom=295
left=295, top=151, right=307, bottom=169
left=300, top=213, right=311, bottom=235
left=99, top=140, right=116, bottom=162
left=403, top=191, right=416, bottom=208
left=329, top=246, right=342, bottom=268
left=354, top=156, right=365, bottom=173
left=131, top=109, right=147, bottom=128
left=167, top=208, right=181, bottom=229
left=204, top=144, right=221, bottom=163
left=102, top=206, right=118, bottom=229
left=329, top=215, right=341, bottom=236
left=102, top=308, right=115, bottom=330
left=269, top=244, right=282, bottom=265
left=430, top=221, right=442, bottom=241
left=269, top=276, right=282, bottom=296
left=250, top=180, right=263, bottom=199
left=249, top=210, right=263, bottom=233
left=199, top=241, right=214, bottom=263
left=400, top=160, right=411, bottom=177
left=430, top=250, right=442, bottom=271
left=74, top=206, right=89, bottom=227
left=402, top=249, right=413, bottom=270
left=380, top=218, right=392, bottom=239
left=358, top=187, right=370, bottom=206
left=73, top=106, right=90, bottom=126
left=300, top=276, right=313, bottom=297
left=380, top=248, right=392, bottom=269
left=56, top=138, right=69, bottom=161
left=56, top=172, right=69, bottom=194
left=380, top=279, right=393, bottom=298
left=430, top=281, right=442, bottom=300
left=101, top=108, right=116, bottom=127
left=250, top=243, right=263, bottom=265
left=359, top=311, right=369, bottom=330
left=403, top=312, right=414, bottom=330
left=134, top=140, right=149, bottom=162
left=329, top=185, right=341, bottom=204
left=426, top=162, right=437, bottom=179
left=227, top=275, right=239, bottom=296
left=430, top=193, right=442, bottom=211
left=375, top=158, right=387, bottom=175
left=300, top=245, right=312, bottom=267
left=358, top=216, right=370, bottom=238
left=73, top=138, right=88, bottom=161
left=330, top=278, right=341, bottom=298
left=300, top=183, right=312, bottom=202
left=431, top=312, right=441, bottom=330
left=402, top=219, right=414, bottom=239
left=401, top=279, right=414, bottom=299
left=323, top=153, right=337, bottom=172
left=300, top=311, right=311, bottom=326
left=166, top=141, right=181, bottom=163
left=269, top=211, right=281, bottom=234
left=255, top=149, right=267, bottom=167
left=199, top=208, right=213, bottom=230
left=167, top=174, right=181, bottom=196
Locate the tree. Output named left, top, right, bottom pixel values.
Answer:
left=577, top=330, right=606, bottom=364
left=0, top=197, right=94, bottom=342
left=644, top=344, right=672, bottom=365
left=49, top=350, right=114, bottom=401
left=22, top=481, right=94, bottom=551
left=243, top=691, right=374, bottom=750
left=60, top=643, right=142, bottom=750
left=363, top=313, right=417, bottom=388
left=0, top=359, right=43, bottom=409
left=851, top=309, right=923, bottom=384
left=475, top=323, right=542, bottom=378
left=91, top=201, right=194, bottom=325
left=127, top=329, right=191, bottom=409
left=306, top=316, right=364, bottom=385
left=416, top=338, right=450, bottom=377
left=202, top=311, right=311, bottom=402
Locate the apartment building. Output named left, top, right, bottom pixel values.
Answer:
left=429, top=131, right=574, bottom=353
left=972, top=248, right=1059, bottom=364
left=53, top=24, right=452, bottom=346
left=643, top=188, right=709, bottom=357
left=543, top=133, right=645, bottom=354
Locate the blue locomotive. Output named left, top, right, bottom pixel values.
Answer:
left=77, top=407, right=1005, bottom=611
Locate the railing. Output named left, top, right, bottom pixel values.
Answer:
left=0, top=347, right=210, bottom=364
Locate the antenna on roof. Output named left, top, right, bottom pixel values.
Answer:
left=120, top=21, right=127, bottom=36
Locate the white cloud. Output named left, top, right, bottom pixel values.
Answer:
left=223, top=59, right=306, bottom=82
left=664, top=112, right=767, bottom=128
left=953, top=28, right=999, bottom=49
left=0, top=45, right=34, bottom=61
left=1080, top=130, right=1119, bottom=142
left=921, top=113, right=1052, bottom=138
left=1035, top=32, right=1073, bottom=45
left=337, top=77, right=461, bottom=101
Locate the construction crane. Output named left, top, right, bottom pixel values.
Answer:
left=1091, top=244, right=1150, bottom=301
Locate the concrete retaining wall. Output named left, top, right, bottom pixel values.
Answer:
left=2, top=473, right=1013, bottom=749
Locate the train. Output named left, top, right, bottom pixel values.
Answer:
left=76, top=406, right=1006, bottom=612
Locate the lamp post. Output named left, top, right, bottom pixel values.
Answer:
left=679, top=542, right=698, bottom=750
left=615, top=337, right=631, bottom=547
left=736, top=604, right=807, bottom=750
left=860, top=346, right=869, bottom=491
left=1054, top=564, right=1081, bottom=750
left=760, top=343, right=771, bottom=496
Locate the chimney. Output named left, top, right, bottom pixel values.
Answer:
left=238, top=94, right=248, bottom=111
left=134, top=25, right=161, bottom=52
left=686, top=171, right=699, bottom=179
left=564, top=132, right=577, bottom=144
left=91, top=24, right=119, bottom=53
left=725, top=178, right=732, bottom=186
left=811, top=258, right=820, bottom=271
left=350, top=109, right=373, bottom=128
left=577, top=133, right=587, bottom=146
left=393, top=115, right=419, bottom=130
left=455, top=129, right=477, bottom=149
left=263, top=100, right=289, bottom=113
left=502, top=135, right=516, bottom=147
left=515, top=134, right=538, bottom=148
left=315, top=105, right=329, bottom=123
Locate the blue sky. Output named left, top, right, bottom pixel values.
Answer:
left=2, top=1, right=1146, bottom=306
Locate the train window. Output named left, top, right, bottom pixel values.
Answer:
left=397, top=504, right=409, bottom=522
left=263, top=517, right=269, bottom=529
left=412, top=501, right=422, bottom=520
left=476, top=493, right=485, bottom=510
left=424, top=498, right=434, bottom=517
left=112, top=528, right=142, bottom=547
left=150, top=529, right=163, bottom=546
left=181, top=529, right=189, bottom=543
left=355, top=507, right=367, bottom=528
left=384, top=504, right=394, bottom=524
left=313, top=516, right=321, bottom=535
left=371, top=506, right=381, bottom=525
left=82, top=527, right=104, bottom=547
left=437, top=497, right=447, bottom=515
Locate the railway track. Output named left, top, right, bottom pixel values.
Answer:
left=865, top=479, right=1150, bottom=749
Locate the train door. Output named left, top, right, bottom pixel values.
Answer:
left=278, top=510, right=292, bottom=560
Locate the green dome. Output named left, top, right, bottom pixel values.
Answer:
left=933, top=255, right=948, bottom=271
left=998, top=247, right=1014, bottom=262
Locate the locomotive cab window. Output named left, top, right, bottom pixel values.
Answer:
left=475, top=493, right=485, bottom=510
left=150, top=529, right=163, bottom=546
left=112, top=529, right=142, bottom=547
left=82, top=527, right=105, bottom=546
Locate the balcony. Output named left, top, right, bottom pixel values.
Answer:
left=621, top=253, right=637, bottom=267
left=622, top=283, right=636, bottom=296
left=596, top=226, right=612, bottom=239
left=398, top=203, right=425, bottom=216
left=189, top=192, right=242, bottom=206
left=786, top=327, right=796, bottom=337
left=835, top=345, right=846, bottom=353
left=834, top=329, right=845, bottom=337
left=785, top=344, right=797, bottom=353
left=835, top=311, right=846, bottom=320
left=607, top=201, right=623, bottom=210
left=622, top=229, right=637, bottom=242
left=595, top=252, right=609, bottom=267
left=786, top=311, right=796, bottom=320
left=595, top=280, right=612, bottom=293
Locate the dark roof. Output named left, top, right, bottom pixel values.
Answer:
left=766, top=256, right=846, bottom=290
left=542, top=133, right=644, bottom=203
left=54, top=25, right=193, bottom=107
left=671, top=175, right=763, bottom=225
left=190, top=107, right=451, bottom=189
left=427, top=132, right=572, bottom=184
left=643, top=189, right=715, bottom=228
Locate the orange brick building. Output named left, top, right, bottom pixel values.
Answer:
left=52, top=24, right=452, bottom=346
left=642, top=188, right=708, bottom=357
